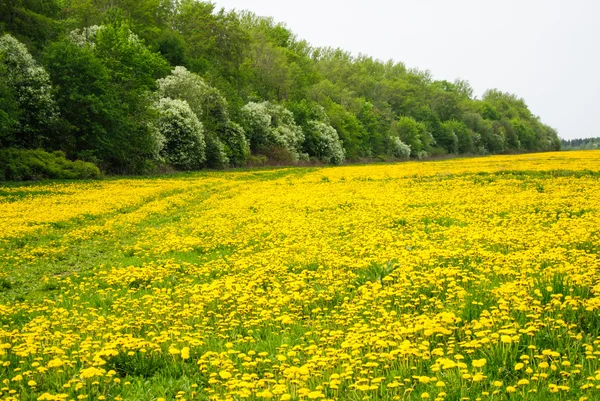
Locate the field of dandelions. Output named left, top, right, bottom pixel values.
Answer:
left=1, top=151, right=600, bottom=401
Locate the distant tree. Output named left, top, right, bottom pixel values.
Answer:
left=174, top=0, right=248, bottom=82
left=246, top=30, right=290, bottom=100
left=357, top=101, right=391, bottom=157
left=430, top=80, right=463, bottom=122
left=62, top=1, right=175, bottom=46
left=324, top=101, right=364, bottom=160
left=562, top=137, right=599, bottom=150
left=93, top=18, right=169, bottom=91
left=498, top=119, right=520, bottom=149
left=463, top=112, right=494, bottom=154
left=511, top=119, right=536, bottom=150
left=483, top=89, right=532, bottom=120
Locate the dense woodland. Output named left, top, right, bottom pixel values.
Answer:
left=0, top=0, right=562, bottom=175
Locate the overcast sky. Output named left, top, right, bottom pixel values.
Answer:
left=213, top=0, right=599, bottom=140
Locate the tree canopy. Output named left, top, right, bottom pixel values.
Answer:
left=0, top=0, right=561, bottom=174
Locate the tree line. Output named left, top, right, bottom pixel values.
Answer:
left=561, top=138, right=600, bottom=150
left=0, top=0, right=562, bottom=174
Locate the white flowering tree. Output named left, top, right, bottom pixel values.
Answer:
left=240, top=101, right=272, bottom=151
left=287, top=100, right=347, bottom=165
left=68, top=26, right=104, bottom=48
left=156, top=67, right=209, bottom=119
left=0, top=34, right=57, bottom=148
left=241, top=101, right=307, bottom=162
left=157, top=67, right=249, bottom=168
left=389, top=136, right=411, bottom=160
left=305, top=121, right=345, bottom=165
left=153, top=98, right=206, bottom=170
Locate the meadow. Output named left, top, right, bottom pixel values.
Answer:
left=1, top=151, right=600, bottom=401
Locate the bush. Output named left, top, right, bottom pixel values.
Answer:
left=0, top=148, right=101, bottom=181
left=240, top=101, right=275, bottom=152
left=304, top=121, right=345, bottom=165
left=156, top=66, right=248, bottom=168
left=392, top=117, right=431, bottom=157
left=444, top=120, right=473, bottom=154
left=428, top=146, right=448, bottom=158
left=263, top=146, right=297, bottom=165
left=435, top=122, right=459, bottom=154
left=153, top=97, right=206, bottom=171
left=0, top=34, right=58, bottom=148
left=157, top=67, right=215, bottom=122
left=203, top=133, right=229, bottom=170
left=389, top=136, right=411, bottom=160
left=241, top=101, right=306, bottom=162
left=220, top=121, right=250, bottom=167
left=246, top=154, right=268, bottom=167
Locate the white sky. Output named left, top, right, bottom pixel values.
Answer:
left=213, top=0, right=600, bottom=140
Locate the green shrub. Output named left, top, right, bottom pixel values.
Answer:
left=428, top=147, right=449, bottom=158
left=0, top=148, right=101, bottom=181
left=263, top=146, right=296, bottom=165
left=246, top=154, right=268, bottom=167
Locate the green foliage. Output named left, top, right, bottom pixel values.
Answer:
left=44, top=26, right=166, bottom=173
left=323, top=101, right=364, bottom=160
left=436, top=121, right=459, bottom=154
left=157, top=30, right=187, bottom=67
left=0, top=0, right=561, bottom=176
left=220, top=121, right=250, bottom=167
left=203, top=133, right=229, bottom=170
left=93, top=20, right=169, bottom=92
left=444, top=120, right=472, bottom=154
left=463, top=112, right=491, bottom=154
left=0, top=148, right=101, bottom=181
left=0, top=57, right=20, bottom=140
left=0, top=0, right=61, bottom=52
left=174, top=1, right=248, bottom=83
left=288, top=100, right=344, bottom=164
left=392, top=116, right=431, bottom=158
